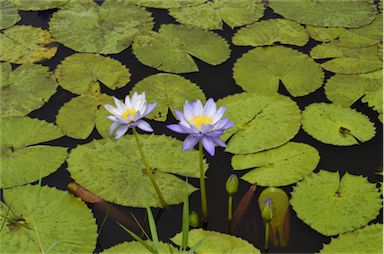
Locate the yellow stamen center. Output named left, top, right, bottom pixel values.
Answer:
left=121, top=108, right=137, bottom=120
left=190, top=115, right=213, bottom=128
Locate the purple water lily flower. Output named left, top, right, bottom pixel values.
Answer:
left=167, top=98, right=235, bottom=156
left=104, top=92, right=157, bottom=139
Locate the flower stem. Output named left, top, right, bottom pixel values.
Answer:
left=228, top=195, right=233, bottom=222
left=264, top=222, right=270, bottom=251
left=199, top=141, right=208, bottom=223
left=132, top=128, right=167, bottom=208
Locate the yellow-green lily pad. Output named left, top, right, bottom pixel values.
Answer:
left=320, top=224, right=383, bottom=254
left=233, top=46, right=324, bottom=97
left=325, top=71, right=383, bottom=113
left=49, top=0, right=153, bottom=54
left=10, top=0, right=69, bottom=10
left=171, top=229, right=261, bottom=254
left=0, top=185, right=97, bottom=253
left=302, top=103, right=376, bottom=146
left=0, top=117, right=67, bottom=188
left=291, top=170, right=381, bottom=236
left=67, top=134, right=208, bottom=207
left=169, top=0, right=265, bottom=30
left=130, top=73, right=206, bottom=121
left=132, top=24, right=230, bottom=73
left=103, top=241, right=177, bottom=254
left=268, top=0, right=377, bottom=28
left=0, top=25, right=57, bottom=64
left=55, top=53, right=131, bottom=95
left=217, top=93, right=301, bottom=154
left=233, top=19, right=309, bottom=47
left=0, top=0, right=20, bottom=29
left=310, top=43, right=382, bottom=74
left=126, top=0, right=207, bottom=8
left=232, top=142, right=320, bottom=186
left=1, top=63, right=58, bottom=117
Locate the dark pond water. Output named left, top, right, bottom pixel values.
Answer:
left=12, top=4, right=383, bottom=254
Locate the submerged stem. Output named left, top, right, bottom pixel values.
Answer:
left=132, top=128, right=167, bottom=208
left=199, top=142, right=208, bottom=223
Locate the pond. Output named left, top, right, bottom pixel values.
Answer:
left=0, top=0, right=383, bottom=253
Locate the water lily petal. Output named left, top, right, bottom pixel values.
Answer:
left=213, top=106, right=226, bottom=123
left=113, top=97, right=125, bottom=110
left=136, top=120, right=153, bottom=133
left=175, top=109, right=188, bottom=124
left=192, top=100, right=204, bottom=116
left=104, top=104, right=120, bottom=116
left=143, top=102, right=157, bottom=117
left=109, top=121, right=120, bottom=136
left=131, top=92, right=139, bottom=106
left=212, top=137, right=227, bottom=147
left=124, top=95, right=131, bottom=107
left=167, top=124, right=189, bottom=134
left=205, top=130, right=224, bottom=138
left=114, top=124, right=130, bottom=139
left=182, top=135, right=200, bottom=151
left=204, top=98, right=217, bottom=117
left=202, top=136, right=215, bottom=156
left=184, top=101, right=194, bottom=120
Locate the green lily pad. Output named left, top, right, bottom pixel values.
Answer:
left=0, top=185, right=97, bottom=253
left=233, top=142, right=320, bottom=186
left=67, top=134, right=208, bottom=207
left=320, top=224, right=383, bottom=254
left=302, top=103, right=376, bottom=146
left=268, top=0, right=377, bottom=28
left=291, top=170, right=381, bottom=236
left=258, top=187, right=290, bottom=247
left=0, top=25, right=57, bottom=64
left=325, top=71, right=383, bottom=113
left=171, top=229, right=261, bottom=254
left=56, top=92, right=112, bottom=139
left=103, top=241, right=177, bottom=254
left=130, top=73, right=206, bottom=121
left=233, top=19, right=309, bottom=47
left=0, top=0, right=20, bottom=30
left=169, top=0, right=265, bottom=30
left=306, top=26, right=345, bottom=42
left=233, top=46, right=324, bottom=97
left=0, top=117, right=67, bottom=188
left=132, top=24, right=230, bottom=73
left=1, top=63, right=58, bottom=117
left=126, top=0, right=207, bottom=8
left=310, top=43, right=382, bottom=74
left=10, top=0, right=69, bottom=10
left=55, top=53, right=131, bottom=95
left=217, top=93, right=301, bottom=154
left=49, top=0, right=153, bottom=54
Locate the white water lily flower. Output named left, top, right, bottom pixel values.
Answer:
left=104, top=92, right=157, bottom=139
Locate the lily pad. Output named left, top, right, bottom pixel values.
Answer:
left=325, top=71, right=383, bottom=113
left=306, top=26, right=345, bottom=42
left=0, top=185, right=97, bottom=253
left=310, top=43, right=382, bottom=74
left=320, top=224, right=383, bottom=254
left=55, top=53, right=131, bottom=95
left=132, top=24, right=230, bottom=73
left=56, top=92, right=112, bottom=139
left=233, top=19, right=309, bottom=47
left=302, top=103, right=376, bottom=146
left=268, top=0, right=377, bottom=28
left=169, top=0, right=265, bottom=30
left=0, top=117, right=67, bottom=188
left=0, top=25, right=57, bottom=64
left=103, top=241, right=177, bottom=254
left=10, top=0, right=69, bottom=10
left=1, top=63, right=58, bottom=117
left=171, top=229, right=261, bottom=254
left=291, top=170, right=381, bottom=236
left=233, top=46, right=324, bottom=97
left=67, top=134, right=208, bottom=207
left=130, top=73, right=206, bottom=121
left=49, top=0, right=153, bottom=54
left=0, top=0, right=20, bottom=29
left=217, top=93, right=301, bottom=154
left=232, top=142, right=320, bottom=186
left=126, top=0, right=207, bottom=8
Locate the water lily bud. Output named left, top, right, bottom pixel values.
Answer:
left=226, top=174, right=239, bottom=195
left=189, top=211, right=199, bottom=228
left=261, top=198, right=274, bottom=223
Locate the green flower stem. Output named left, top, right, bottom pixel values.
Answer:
left=228, top=195, right=233, bottom=223
left=264, top=222, right=270, bottom=250
left=132, top=128, right=167, bottom=208
left=199, top=141, right=208, bottom=222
